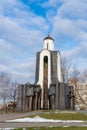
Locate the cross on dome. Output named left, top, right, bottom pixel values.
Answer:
left=43, top=33, right=54, bottom=41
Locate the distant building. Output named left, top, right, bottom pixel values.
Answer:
left=17, top=35, right=75, bottom=112
left=0, top=101, right=17, bottom=113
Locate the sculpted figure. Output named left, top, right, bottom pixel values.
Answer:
left=26, top=85, right=34, bottom=97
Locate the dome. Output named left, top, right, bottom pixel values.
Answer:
left=43, top=34, right=54, bottom=41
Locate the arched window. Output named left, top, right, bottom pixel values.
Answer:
left=44, top=56, right=48, bottom=81
left=43, top=56, right=48, bottom=109
left=44, top=56, right=48, bottom=64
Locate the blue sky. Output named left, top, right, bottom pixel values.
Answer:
left=0, top=0, right=87, bottom=84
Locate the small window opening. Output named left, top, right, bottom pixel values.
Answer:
left=47, top=43, right=48, bottom=49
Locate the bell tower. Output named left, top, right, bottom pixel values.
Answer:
left=43, top=34, right=54, bottom=50
left=35, top=34, right=62, bottom=109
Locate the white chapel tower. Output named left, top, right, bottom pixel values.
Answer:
left=35, top=34, right=62, bottom=109
left=17, top=34, right=75, bottom=112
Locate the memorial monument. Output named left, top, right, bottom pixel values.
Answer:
left=17, top=34, right=75, bottom=111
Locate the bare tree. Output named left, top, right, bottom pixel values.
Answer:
left=61, top=56, right=72, bottom=83
left=61, top=56, right=87, bottom=109
left=9, top=81, right=18, bottom=103
left=69, top=67, right=87, bottom=109
left=78, top=69, right=87, bottom=108
left=69, top=66, right=80, bottom=86
left=0, top=72, right=11, bottom=107
left=80, top=69, right=87, bottom=84
left=8, top=81, right=18, bottom=112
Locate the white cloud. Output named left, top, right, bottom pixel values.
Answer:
left=0, top=0, right=48, bottom=83
left=58, top=0, right=87, bottom=19
left=0, top=64, right=8, bottom=72
left=51, top=1, right=87, bottom=49
left=53, top=17, right=87, bottom=47
left=61, top=41, right=87, bottom=71
left=0, top=39, right=19, bottom=54
left=49, top=0, right=87, bottom=72
left=0, top=15, right=44, bottom=46
left=0, top=0, right=87, bottom=84
left=42, top=0, right=67, bottom=8
left=0, top=57, right=36, bottom=84
left=0, top=0, right=48, bottom=46
left=61, top=39, right=87, bottom=57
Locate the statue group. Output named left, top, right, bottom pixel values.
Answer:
left=17, top=82, right=75, bottom=111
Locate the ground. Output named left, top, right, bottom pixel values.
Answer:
left=0, top=110, right=87, bottom=128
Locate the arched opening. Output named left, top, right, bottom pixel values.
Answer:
left=43, top=56, right=48, bottom=109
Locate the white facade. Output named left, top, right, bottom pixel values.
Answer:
left=43, top=39, right=54, bottom=51
left=37, top=50, right=62, bottom=89
left=37, top=49, right=51, bottom=89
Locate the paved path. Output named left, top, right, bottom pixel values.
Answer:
left=0, top=122, right=87, bottom=128
left=0, top=111, right=87, bottom=128
left=0, top=111, right=43, bottom=122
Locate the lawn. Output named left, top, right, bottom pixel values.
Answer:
left=14, top=127, right=87, bottom=130
left=9, top=111, right=87, bottom=130
left=29, top=111, right=87, bottom=120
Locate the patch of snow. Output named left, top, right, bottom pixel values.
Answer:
left=49, top=126, right=53, bottom=127
left=0, top=128, right=14, bottom=130
left=63, top=126, right=69, bottom=127
left=6, top=115, right=86, bottom=123
left=55, top=111, right=76, bottom=114
left=23, top=128, right=26, bottom=130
